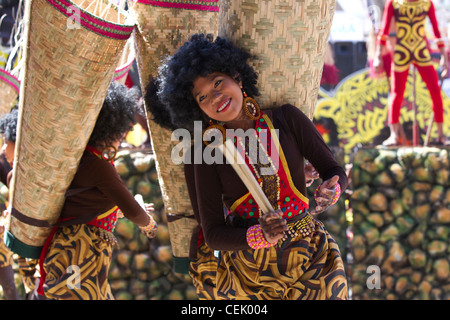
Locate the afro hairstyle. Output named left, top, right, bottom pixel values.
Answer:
left=145, top=33, right=259, bottom=133
left=88, top=81, right=141, bottom=148
left=0, top=107, right=18, bottom=143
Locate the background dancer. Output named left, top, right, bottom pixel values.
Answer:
left=39, top=82, right=157, bottom=300
left=374, top=0, right=448, bottom=146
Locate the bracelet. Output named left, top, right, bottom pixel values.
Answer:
left=435, top=38, right=445, bottom=48
left=332, top=183, right=341, bottom=205
left=377, top=34, right=388, bottom=45
left=246, top=224, right=275, bottom=249
left=139, top=215, right=158, bottom=238
left=314, top=182, right=341, bottom=206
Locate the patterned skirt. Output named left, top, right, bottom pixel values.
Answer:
left=189, top=220, right=348, bottom=300
left=0, top=226, right=13, bottom=268
left=42, top=224, right=114, bottom=300
left=17, top=257, right=39, bottom=293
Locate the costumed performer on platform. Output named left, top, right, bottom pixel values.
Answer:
left=146, top=34, right=348, bottom=300
left=374, top=0, right=448, bottom=146
left=38, top=81, right=158, bottom=300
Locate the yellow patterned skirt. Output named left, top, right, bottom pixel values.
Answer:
left=190, top=220, right=348, bottom=300
left=17, top=257, right=39, bottom=293
left=42, top=224, right=114, bottom=300
left=0, top=226, right=13, bottom=268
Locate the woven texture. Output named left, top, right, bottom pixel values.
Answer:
left=130, top=0, right=219, bottom=258
left=7, top=0, right=133, bottom=250
left=0, top=69, right=20, bottom=115
left=219, top=0, right=336, bottom=119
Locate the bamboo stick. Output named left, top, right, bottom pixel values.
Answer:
left=222, top=139, right=273, bottom=214
left=85, top=0, right=97, bottom=12
left=100, top=1, right=112, bottom=20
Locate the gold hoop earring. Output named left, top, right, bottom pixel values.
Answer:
left=242, top=90, right=261, bottom=120
left=203, top=120, right=225, bottom=146
left=101, top=146, right=118, bottom=161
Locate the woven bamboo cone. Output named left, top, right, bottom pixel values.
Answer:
left=219, top=0, right=336, bottom=119
left=5, top=0, right=134, bottom=258
left=0, top=69, right=20, bottom=115
left=129, top=0, right=219, bottom=262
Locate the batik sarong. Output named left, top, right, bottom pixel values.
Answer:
left=190, top=218, right=347, bottom=300
left=41, top=207, right=119, bottom=300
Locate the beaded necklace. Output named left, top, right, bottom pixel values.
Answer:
left=86, top=145, right=114, bottom=165
left=235, top=133, right=280, bottom=215
left=232, top=115, right=281, bottom=217
left=228, top=112, right=309, bottom=221
left=231, top=113, right=314, bottom=245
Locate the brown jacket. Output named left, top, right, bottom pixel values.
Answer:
left=59, top=150, right=148, bottom=226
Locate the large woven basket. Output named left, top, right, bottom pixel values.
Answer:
left=219, top=0, right=336, bottom=119
left=5, top=0, right=134, bottom=259
left=129, top=0, right=219, bottom=269
left=0, top=69, right=20, bottom=114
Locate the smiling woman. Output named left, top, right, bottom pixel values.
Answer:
left=149, top=34, right=258, bottom=134
left=193, top=72, right=244, bottom=124
left=145, top=34, right=348, bottom=300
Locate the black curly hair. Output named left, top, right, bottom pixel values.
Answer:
left=88, top=81, right=141, bottom=148
left=0, top=107, right=18, bottom=143
left=145, top=33, right=259, bottom=132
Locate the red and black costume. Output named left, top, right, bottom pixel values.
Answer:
left=378, top=0, right=445, bottom=125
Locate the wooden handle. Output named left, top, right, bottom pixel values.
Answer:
left=221, top=139, right=273, bottom=214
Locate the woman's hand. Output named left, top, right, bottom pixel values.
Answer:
left=139, top=202, right=157, bottom=238
left=311, top=175, right=340, bottom=215
left=145, top=203, right=154, bottom=214
left=304, top=161, right=319, bottom=186
left=259, top=210, right=287, bottom=244
left=373, top=48, right=384, bottom=74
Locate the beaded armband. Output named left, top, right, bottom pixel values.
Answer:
left=139, top=215, right=158, bottom=238
left=331, top=183, right=341, bottom=205
left=436, top=39, right=445, bottom=48
left=377, top=34, right=388, bottom=45
left=314, top=182, right=341, bottom=206
left=246, top=224, right=276, bottom=249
